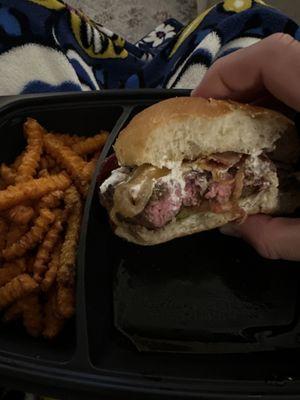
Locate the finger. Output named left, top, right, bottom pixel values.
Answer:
left=192, top=33, right=300, bottom=112
left=251, top=93, right=296, bottom=119
left=220, top=215, right=300, bottom=261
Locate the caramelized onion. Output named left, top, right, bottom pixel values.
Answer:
left=231, top=169, right=245, bottom=201
left=112, top=164, right=169, bottom=218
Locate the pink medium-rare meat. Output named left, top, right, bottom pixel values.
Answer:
left=205, top=180, right=234, bottom=204
left=182, top=171, right=209, bottom=207
left=142, top=171, right=210, bottom=228
left=142, top=182, right=182, bottom=228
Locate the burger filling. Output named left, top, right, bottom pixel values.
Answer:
left=100, top=152, right=275, bottom=230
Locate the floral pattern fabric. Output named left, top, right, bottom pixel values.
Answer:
left=0, top=0, right=298, bottom=94
left=0, top=0, right=299, bottom=398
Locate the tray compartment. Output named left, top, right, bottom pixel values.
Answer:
left=0, top=95, right=124, bottom=364
left=84, top=97, right=300, bottom=384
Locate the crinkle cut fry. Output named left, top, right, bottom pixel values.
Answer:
left=56, top=187, right=81, bottom=318
left=41, top=245, right=60, bottom=292
left=3, top=295, right=42, bottom=337
left=16, top=118, right=44, bottom=183
left=82, top=153, right=98, bottom=182
left=11, top=152, right=24, bottom=171
left=64, top=185, right=81, bottom=211
left=6, top=223, right=29, bottom=248
left=0, top=173, right=71, bottom=211
left=0, top=274, right=38, bottom=310
left=39, top=190, right=64, bottom=209
left=0, top=259, right=26, bottom=287
left=7, top=205, right=35, bottom=225
left=22, top=294, right=43, bottom=337
left=3, top=208, right=55, bottom=261
left=43, top=287, right=64, bottom=339
left=0, top=164, right=16, bottom=186
left=52, top=132, right=82, bottom=147
left=58, top=186, right=82, bottom=285
left=57, top=285, right=75, bottom=319
left=43, top=133, right=89, bottom=195
left=33, top=210, right=66, bottom=282
left=71, top=131, right=108, bottom=156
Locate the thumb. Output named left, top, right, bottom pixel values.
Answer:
left=220, top=215, right=300, bottom=261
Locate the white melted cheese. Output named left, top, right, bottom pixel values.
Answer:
left=245, top=155, right=269, bottom=177
left=162, top=160, right=182, bottom=170
left=160, top=162, right=186, bottom=191
left=100, top=167, right=130, bottom=194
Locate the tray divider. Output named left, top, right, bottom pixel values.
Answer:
left=70, top=106, right=135, bottom=370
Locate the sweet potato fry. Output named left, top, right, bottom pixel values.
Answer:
left=58, top=187, right=82, bottom=285
left=53, top=132, right=82, bottom=147
left=43, top=133, right=89, bottom=195
left=43, top=287, right=64, bottom=339
left=6, top=224, right=29, bottom=248
left=82, top=154, right=98, bottom=182
left=22, top=294, right=43, bottom=337
left=64, top=185, right=81, bottom=211
left=0, top=259, right=26, bottom=287
left=0, top=173, right=71, bottom=211
left=0, top=164, right=16, bottom=186
left=7, top=205, right=35, bottom=225
left=41, top=246, right=60, bottom=292
left=33, top=211, right=65, bottom=282
left=57, top=285, right=75, bottom=319
left=0, top=117, right=105, bottom=338
left=3, top=294, right=42, bottom=337
left=15, top=118, right=44, bottom=183
left=39, top=190, right=64, bottom=209
left=71, top=131, right=108, bottom=156
left=11, top=152, right=24, bottom=171
left=0, top=274, right=38, bottom=310
left=3, top=209, right=55, bottom=260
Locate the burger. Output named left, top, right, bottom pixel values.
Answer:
left=99, top=97, right=300, bottom=245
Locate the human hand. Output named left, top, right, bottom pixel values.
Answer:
left=192, top=33, right=300, bottom=261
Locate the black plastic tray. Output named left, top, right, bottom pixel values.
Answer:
left=0, top=90, right=299, bottom=399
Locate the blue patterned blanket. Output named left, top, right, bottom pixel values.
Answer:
left=0, top=0, right=298, bottom=95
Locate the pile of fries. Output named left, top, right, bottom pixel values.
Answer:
left=0, top=118, right=108, bottom=338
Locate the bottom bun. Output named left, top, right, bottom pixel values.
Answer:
left=115, top=174, right=279, bottom=246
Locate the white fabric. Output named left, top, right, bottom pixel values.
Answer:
left=0, top=44, right=82, bottom=94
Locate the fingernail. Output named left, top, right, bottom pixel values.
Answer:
left=219, top=224, right=241, bottom=238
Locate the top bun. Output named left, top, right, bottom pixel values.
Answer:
left=114, top=97, right=297, bottom=168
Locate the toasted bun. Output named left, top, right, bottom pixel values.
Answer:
left=114, top=97, right=298, bottom=168
left=114, top=170, right=280, bottom=245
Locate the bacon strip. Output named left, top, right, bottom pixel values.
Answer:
left=209, top=152, right=242, bottom=167
left=232, top=169, right=245, bottom=201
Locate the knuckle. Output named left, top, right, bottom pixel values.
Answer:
left=250, top=221, right=279, bottom=260
left=261, top=33, right=300, bottom=72
left=265, top=33, right=298, bottom=55
left=268, top=32, right=294, bottom=46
